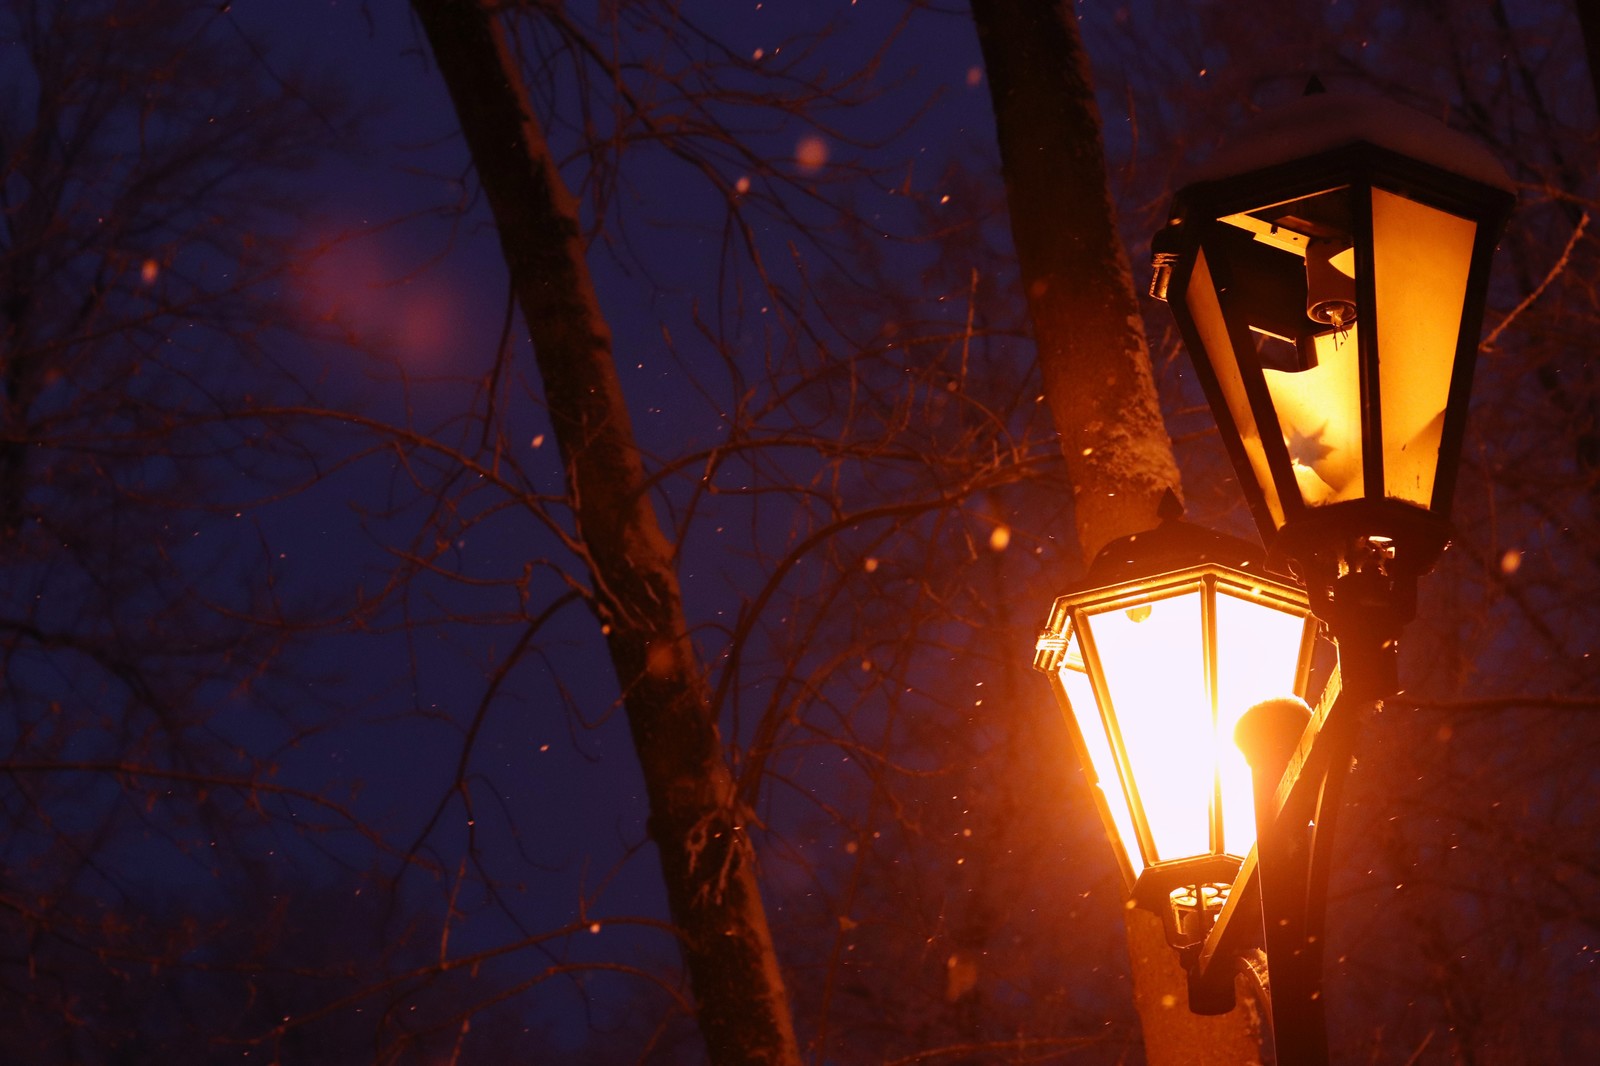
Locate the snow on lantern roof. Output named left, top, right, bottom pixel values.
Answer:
left=1183, top=90, right=1514, bottom=193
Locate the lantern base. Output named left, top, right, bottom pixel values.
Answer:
left=1132, top=855, right=1244, bottom=952
left=1272, top=499, right=1450, bottom=698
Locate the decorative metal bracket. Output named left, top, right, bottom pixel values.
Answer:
left=1183, top=666, right=1360, bottom=1066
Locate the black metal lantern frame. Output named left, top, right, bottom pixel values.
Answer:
left=1154, top=129, right=1514, bottom=667
left=1033, top=508, right=1331, bottom=962
left=1033, top=511, right=1365, bottom=1063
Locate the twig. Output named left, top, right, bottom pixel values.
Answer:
left=1483, top=211, right=1588, bottom=350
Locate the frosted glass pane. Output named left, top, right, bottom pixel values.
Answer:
left=1060, top=635, right=1144, bottom=877
left=1213, top=593, right=1309, bottom=858
left=1371, top=187, right=1477, bottom=506
left=1088, top=594, right=1211, bottom=863
left=1187, top=249, right=1286, bottom=528
left=1263, top=326, right=1365, bottom=507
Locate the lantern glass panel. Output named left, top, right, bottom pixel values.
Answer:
left=1216, top=185, right=1368, bottom=515
left=1086, top=592, right=1211, bottom=863
left=1060, top=630, right=1144, bottom=878
left=1371, top=187, right=1479, bottom=506
left=1187, top=249, right=1287, bottom=527
left=1213, top=589, right=1312, bottom=855
left=1262, top=326, right=1364, bottom=506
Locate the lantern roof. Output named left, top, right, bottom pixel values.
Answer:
left=1078, top=491, right=1281, bottom=590
left=1183, top=90, right=1514, bottom=193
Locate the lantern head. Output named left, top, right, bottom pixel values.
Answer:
left=1151, top=91, right=1514, bottom=650
left=1034, top=501, right=1329, bottom=950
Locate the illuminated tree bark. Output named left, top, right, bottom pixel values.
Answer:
left=969, top=0, right=1181, bottom=563
left=407, top=2, right=802, bottom=1063
left=969, top=1, right=1264, bottom=1062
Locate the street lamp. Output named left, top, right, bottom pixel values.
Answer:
left=1033, top=496, right=1330, bottom=993
left=1150, top=87, right=1515, bottom=692
left=1116, top=87, right=1515, bottom=1063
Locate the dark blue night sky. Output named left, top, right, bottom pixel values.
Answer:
left=2, top=1, right=1597, bottom=1063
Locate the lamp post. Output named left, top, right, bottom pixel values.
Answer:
left=1149, top=88, right=1511, bottom=1060
left=1036, top=88, right=1513, bottom=1066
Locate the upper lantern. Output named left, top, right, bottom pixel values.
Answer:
left=1151, top=90, right=1514, bottom=582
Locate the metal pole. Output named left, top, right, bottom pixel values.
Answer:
left=1237, top=696, right=1328, bottom=1066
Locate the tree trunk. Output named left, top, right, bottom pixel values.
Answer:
left=968, top=0, right=1180, bottom=562
left=968, top=2, right=1264, bottom=1062
left=408, top=3, right=802, bottom=1063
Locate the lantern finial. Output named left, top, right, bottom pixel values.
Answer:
left=1235, top=696, right=1313, bottom=783
left=1157, top=487, right=1185, bottom=523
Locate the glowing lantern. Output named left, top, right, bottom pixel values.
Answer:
left=1033, top=503, right=1327, bottom=946
left=1150, top=90, right=1514, bottom=648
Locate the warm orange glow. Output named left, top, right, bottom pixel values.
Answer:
left=1264, top=325, right=1364, bottom=506
left=1042, top=571, right=1316, bottom=881
left=1060, top=638, right=1145, bottom=878
left=292, top=222, right=461, bottom=368
left=1212, top=590, right=1308, bottom=854
left=795, top=135, right=829, bottom=172
left=1372, top=188, right=1478, bottom=506
left=1187, top=250, right=1287, bottom=527
left=1217, top=186, right=1479, bottom=513
left=1089, top=593, right=1212, bottom=862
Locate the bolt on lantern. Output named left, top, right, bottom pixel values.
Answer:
left=1150, top=90, right=1514, bottom=672
left=1033, top=503, right=1328, bottom=951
